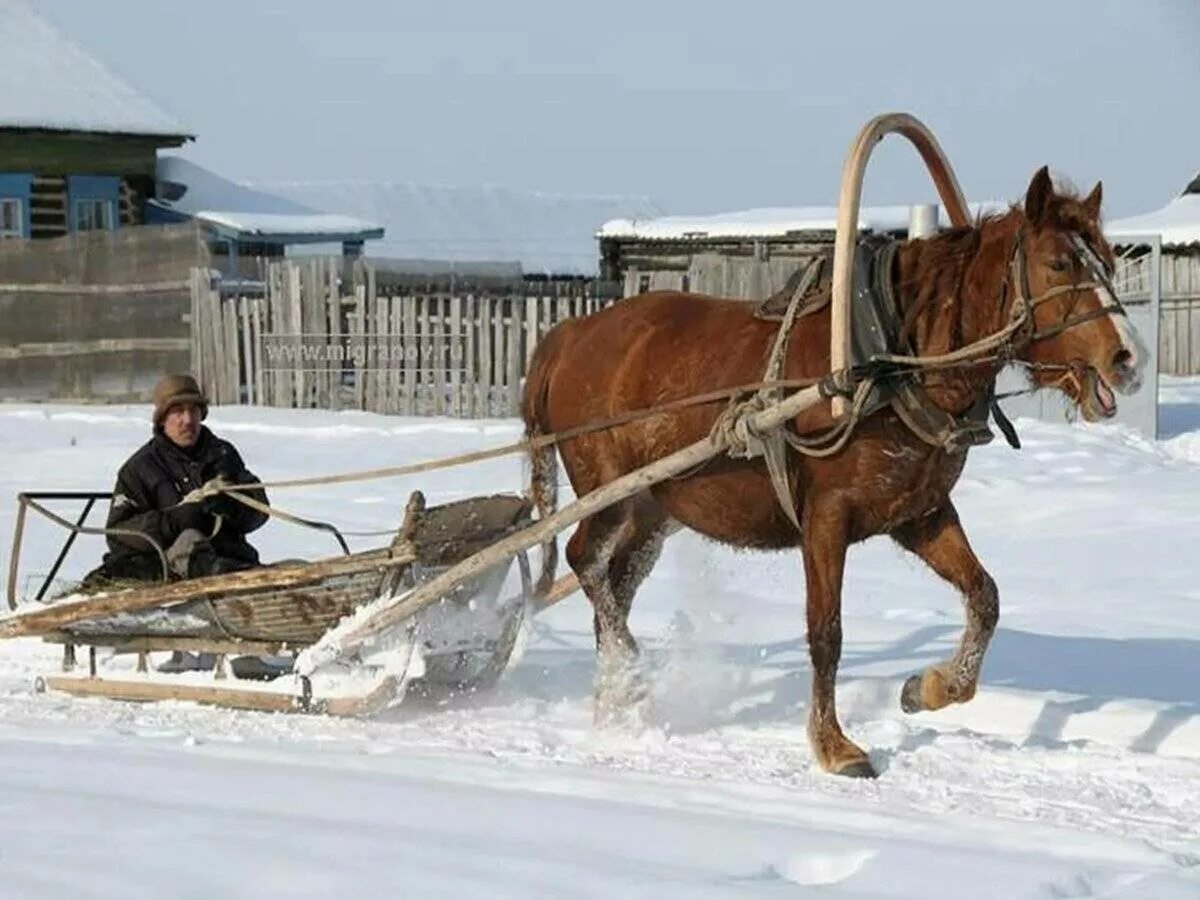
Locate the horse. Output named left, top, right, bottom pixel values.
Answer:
left=520, top=166, right=1148, bottom=778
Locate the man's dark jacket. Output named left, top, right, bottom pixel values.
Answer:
left=102, top=426, right=269, bottom=578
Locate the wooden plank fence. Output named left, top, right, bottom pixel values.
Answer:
left=190, top=258, right=620, bottom=416
left=1112, top=250, right=1200, bottom=376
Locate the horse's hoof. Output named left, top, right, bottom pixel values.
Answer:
left=900, top=674, right=924, bottom=714
left=836, top=759, right=878, bottom=779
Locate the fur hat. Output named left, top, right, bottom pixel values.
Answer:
left=152, top=373, right=208, bottom=427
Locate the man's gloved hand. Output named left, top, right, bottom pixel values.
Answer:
left=200, top=474, right=248, bottom=520
left=181, top=475, right=231, bottom=506
left=164, top=501, right=215, bottom=538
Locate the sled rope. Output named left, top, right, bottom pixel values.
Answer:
left=180, top=376, right=829, bottom=501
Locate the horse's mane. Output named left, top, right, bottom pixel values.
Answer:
left=896, top=207, right=1020, bottom=353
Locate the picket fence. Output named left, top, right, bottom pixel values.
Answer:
left=189, top=259, right=620, bottom=417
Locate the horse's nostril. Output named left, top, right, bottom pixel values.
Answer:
left=1112, top=348, right=1133, bottom=372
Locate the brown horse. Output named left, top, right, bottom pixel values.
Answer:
left=520, top=167, right=1147, bottom=778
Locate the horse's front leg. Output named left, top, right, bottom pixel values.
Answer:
left=892, top=502, right=999, bottom=713
left=801, top=500, right=876, bottom=778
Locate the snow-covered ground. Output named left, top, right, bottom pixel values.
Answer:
left=1, top=380, right=1198, bottom=898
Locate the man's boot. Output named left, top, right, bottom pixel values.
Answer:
left=157, top=651, right=219, bottom=673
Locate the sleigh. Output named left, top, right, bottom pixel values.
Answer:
left=1, top=488, right=565, bottom=715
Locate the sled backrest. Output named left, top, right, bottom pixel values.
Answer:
left=395, top=491, right=534, bottom=568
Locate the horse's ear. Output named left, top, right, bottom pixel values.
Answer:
left=1025, top=165, right=1053, bottom=225
left=1083, top=181, right=1103, bottom=221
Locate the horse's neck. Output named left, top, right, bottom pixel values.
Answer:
left=894, top=213, right=1020, bottom=411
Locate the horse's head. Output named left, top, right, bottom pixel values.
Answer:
left=1013, top=166, right=1148, bottom=421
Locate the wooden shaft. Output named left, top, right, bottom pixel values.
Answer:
left=533, top=572, right=581, bottom=611
left=298, top=383, right=826, bottom=672
left=829, top=112, right=971, bottom=418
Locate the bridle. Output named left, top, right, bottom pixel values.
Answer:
left=1006, top=225, right=1128, bottom=349
left=962, top=223, right=1130, bottom=428
left=786, top=220, right=1137, bottom=458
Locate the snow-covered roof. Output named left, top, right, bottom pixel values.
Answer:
left=252, top=180, right=663, bottom=275
left=598, top=201, right=1010, bottom=241
left=1107, top=194, right=1200, bottom=247
left=0, top=0, right=190, bottom=138
left=150, top=157, right=383, bottom=242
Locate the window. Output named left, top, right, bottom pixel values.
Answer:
left=74, top=198, right=114, bottom=232
left=0, top=198, right=21, bottom=239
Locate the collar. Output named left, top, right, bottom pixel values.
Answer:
left=153, top=425, right=211, bottom=460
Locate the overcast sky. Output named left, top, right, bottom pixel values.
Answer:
left=37, top=0, right=1200, bottom=219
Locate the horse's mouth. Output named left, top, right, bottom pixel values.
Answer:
left=1066, top=365, right=1118, bottom=422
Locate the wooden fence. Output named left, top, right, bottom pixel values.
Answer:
left=1112, top=250, right=1200, bottom=375
left=190, top=258, right=621, bottom=417
left=0, top=224, right=206, bottom=402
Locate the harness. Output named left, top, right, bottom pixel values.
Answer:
left=734, top=224, right=1127, bottom=528
left=842, top=226, right=1124, bottom=449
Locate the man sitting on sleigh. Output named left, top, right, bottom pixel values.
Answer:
left=96, top=373, right=271, bottom=584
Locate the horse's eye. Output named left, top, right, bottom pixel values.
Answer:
left=1047, top=257, right=1071, bottom=273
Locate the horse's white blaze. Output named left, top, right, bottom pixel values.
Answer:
left=1101, top=282, right=1149, bottom=394
left=1070, top=231, right=1149, bottom=395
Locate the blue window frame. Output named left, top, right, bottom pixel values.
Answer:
left=67, top=175, right=120, bottom=232
left=0, top=173, right=32, bottom=238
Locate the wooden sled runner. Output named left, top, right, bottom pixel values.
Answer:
left=3, top=490, right=549, bottom=716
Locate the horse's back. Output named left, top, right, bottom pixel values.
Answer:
left=542, top=290, right=831, bottom=416
left=532, top=290, right=807, bottom=546
left=551, top=290, right=777, bottom=373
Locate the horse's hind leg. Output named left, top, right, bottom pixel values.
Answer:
left=609, top=495, right=675, bottom=618
left=892, top=502, right=998, bottom=713
left=566, top=501, right=642, bottom=722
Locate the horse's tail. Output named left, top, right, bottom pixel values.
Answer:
left=520, top=325, right=564, bottom=598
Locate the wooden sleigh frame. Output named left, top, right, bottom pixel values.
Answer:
left=3, top=489, right=542, bottom=716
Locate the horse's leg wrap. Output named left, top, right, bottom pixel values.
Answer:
left=893, top=503, right=998, bottom=713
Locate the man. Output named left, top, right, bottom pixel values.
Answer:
left=99, top=373, right=270, bottom=583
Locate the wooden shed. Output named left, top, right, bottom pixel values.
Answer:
left=1109, top=175, right=1200, bottom=375
left=596, top=203, right=1002, bottom=301
left=0, top=1, right=193, bottom=241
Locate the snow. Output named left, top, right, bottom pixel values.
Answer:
left=597, top=201, right=1010, bottom=241
left=151, top=156, right=383, bottom=241
left=1108, top=193, right=1200, bottom=247
left=0, top=0, right=190, bottom=138
left=1, top=381, right=1199, bottom=897
left=253, top=179, right=663, bottom=275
